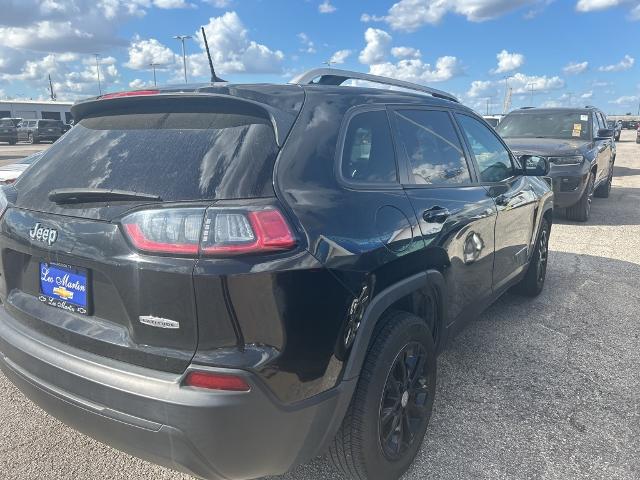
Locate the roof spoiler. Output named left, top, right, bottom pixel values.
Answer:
left=290, top=67, right=459, bottom=103
left=70, top=92, right=297, bottom=147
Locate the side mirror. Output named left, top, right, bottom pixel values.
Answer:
left=521, top=155, right=550, bottom=176
left=596, top=128, right=614, bottom=139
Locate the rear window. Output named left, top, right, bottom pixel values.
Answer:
left=17, top=106, right=279, bottom=202
left=38, top=120, right=61, bottom=127
left=0, top=120, right=14, bottom=127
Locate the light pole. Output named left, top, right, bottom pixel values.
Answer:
left=502, top=75, right=513, bottom=114
left=94, top=54, right=102, bottom=95
left=526, top=82, right=535, bottom=106
left=149, top=63, right=161, bottom=86
left=173, top=35, right=192, bottom=84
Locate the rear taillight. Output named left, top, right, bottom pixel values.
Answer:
left=121, top=206, right=296, bottom=257
left=184, top=371, right=250, bottom=392
left=201, top=208, right=296, bottom=255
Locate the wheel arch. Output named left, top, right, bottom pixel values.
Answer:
left=342, top=269, right=446, bottom=381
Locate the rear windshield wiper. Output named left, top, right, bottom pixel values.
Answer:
left=49, top=188, right=162, bottom=204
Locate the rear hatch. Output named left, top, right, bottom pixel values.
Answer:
left=0, top=119, right=16, bottom=136
left=37, top=119, right=62, bottom=137
left=0, top=93, right=296, bottom=373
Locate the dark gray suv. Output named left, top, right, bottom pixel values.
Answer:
left=497, top=107, right=614, bottom=222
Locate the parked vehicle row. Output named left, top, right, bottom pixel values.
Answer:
left=0, top=118, right=69, bottom=144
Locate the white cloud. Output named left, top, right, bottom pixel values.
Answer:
left=318, top=0, right=337, bottom=13
left=359, top=28, right=392, bottom=65
left=373, top=0, right=550, bottom=32
left=358, top=27, right=461, bottom=84
left=581, top=91, right=593, bottom=99
left=129, top=78, right=154, bottom=89
left=189, top=12, right=284, bottom=75
left=598, top=54, right=635, bottom=72
left=391, top=46, right=421, bottom=59
left=563, top=61, right=589, bottom=74
left=0, top=1, right=191, bottom=54
left=298, top=33, right=316, bottom=54
left=370, top=56, right=463, bottom=83
left=204, top=0, right=231, bottom=7
left=329, top=49, right=352, bottom=65
left=491, top=50, right=525, bottom=74
left=578, top=0, right=640, bottom=23
left=576, top=0, right=622, bottom=12
left=360, top=13, right=386, bottom=22
left=467, top=73, right=565, bottom=98
left=153, top=0, right=192, bottom=8
left=467, top=80, right=498, bottom=98
left=609, top=95, right=639, bottom=104
left=125, top=37, right=176, bottom=70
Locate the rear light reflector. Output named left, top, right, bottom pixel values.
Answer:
left=101, top=89, right=160, bottom=100
left=122, top=208, right=205, bottom=255
left=121, top=206, right=296, bottom=257
left=184, top=371, right=250, bottom=391
left=202, top=208, right=296, bottom=255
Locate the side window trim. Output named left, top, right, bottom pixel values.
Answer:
left=454, top=112, right=521, bottom=185
left=387, top=105, right=480, bottom=189
left=335, top=105, right=403, bottom=190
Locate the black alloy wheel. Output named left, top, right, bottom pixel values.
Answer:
left=379, top=342, right=431, bottom=460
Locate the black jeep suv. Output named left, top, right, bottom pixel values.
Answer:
left=497, top=107, right=615, bottom=222
left=0, top=69, right=553, bottom=480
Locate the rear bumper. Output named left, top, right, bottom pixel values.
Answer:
left=35, top=134, right=60, bottom=141
left=0, top=306, right=355, bottom=480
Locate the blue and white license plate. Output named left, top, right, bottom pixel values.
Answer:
left=39, top=262, right=89, bottom=315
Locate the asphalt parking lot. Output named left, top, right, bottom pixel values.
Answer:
left=0, top=143, right=50, bottom=164
left=0, top=131, right=639, bottom=480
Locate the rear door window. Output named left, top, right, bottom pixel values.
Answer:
left=341, top=110, right=398, bottom=184
left=392, top=109, right=471, bottom=186
left=16, top=101, right=280, bottom=204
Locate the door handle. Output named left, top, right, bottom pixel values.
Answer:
left=423, top=206, right=450, bottom=223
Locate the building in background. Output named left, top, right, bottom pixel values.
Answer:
left=0, top=100, right=73, bottom=124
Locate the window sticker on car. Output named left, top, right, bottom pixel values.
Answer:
left=572, top=129, right=581, bottom=137
left=580, top=115, right=588, bottom=121
left=573, top=124, right=582, bottom=131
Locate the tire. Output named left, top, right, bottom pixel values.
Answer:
left=329, top=311, right=437, bottom=480
left=594, top=162, right=614, bottom=198
left=566, top=172, right=594, bottom=222
left=513, top=218, right=550, bottom=297
left=27, top=133, right=34, bottom=144
left=8, top=139, right=16, bottom=145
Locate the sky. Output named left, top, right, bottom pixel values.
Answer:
left=0, top=0, right=639, bottom=115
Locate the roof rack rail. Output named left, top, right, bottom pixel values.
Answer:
left=584, top=105, right=596, bottom=109
left=289, top=68, right=459, bottom=103
left=520, top=106, right=535, bottom=109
